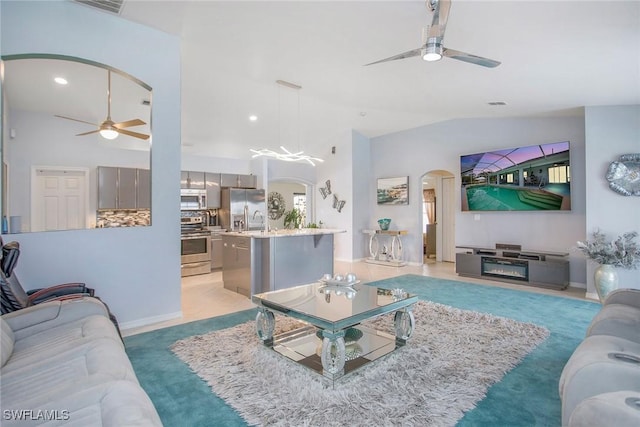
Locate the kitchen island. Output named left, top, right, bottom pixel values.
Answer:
left=222, top=229, right=346, bottom=297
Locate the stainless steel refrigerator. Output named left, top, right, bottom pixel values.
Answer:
left=220, top=188, right=266, bottom=231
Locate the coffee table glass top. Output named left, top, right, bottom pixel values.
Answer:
left=252, top=281, right=417, bottom=332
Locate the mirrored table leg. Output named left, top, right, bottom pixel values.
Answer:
left=256, top=307, right=275, bottom=347
left=394, top=306, right=415, bottom=346
left=321, top=329, right=346, bottom=378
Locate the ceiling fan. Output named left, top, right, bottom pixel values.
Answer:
left=365, top=0, right=500, bottom=68
left=55, top=70, right=149, bottom=140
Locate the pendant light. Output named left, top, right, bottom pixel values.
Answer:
left=250, top=80, right=323, bottom=166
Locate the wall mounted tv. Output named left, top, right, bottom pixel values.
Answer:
left=460, top=141, right=571, bottom=211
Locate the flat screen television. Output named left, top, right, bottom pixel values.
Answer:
left=460, top=141, right=571, bottom=211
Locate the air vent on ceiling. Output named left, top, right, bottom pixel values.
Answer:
left=73, top=0, right=124, bottom=15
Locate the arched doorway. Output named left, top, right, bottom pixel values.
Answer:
left=266, top=178, right=314, bottom=229
left=420, top=170, right=455, bottom=264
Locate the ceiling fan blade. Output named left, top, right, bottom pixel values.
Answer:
left=443, top=48, right=501, bottom=68
left=116, top=128, right=150, bottom=140
left=428, top=0, right=451, bottom=39
left=55, top=115, right=99, bottom=127
left=76, top=129, right=100, bottom=137
left=113, top=118, right=146, bottom=129
left=364, top=48, right=423, bottom=66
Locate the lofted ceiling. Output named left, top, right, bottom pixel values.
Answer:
left=6, top=1, right=640, bottom=160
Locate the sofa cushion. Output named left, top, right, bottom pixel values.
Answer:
left=559, top=335, right=640, bottom=426
left=6, top=314, right=122, bottom=371
left=1, top=316, right=14, bottom=367
left=587, top=303, right=640, bottom=344
left=569, top=391, right=640, bottom=427
left=1, top=337, right=139, bottom=408
left=603, top=288, right=640, bottom=309
left=3, top=298, right=110, bottom=341
left=1, top=380, right=162, bottom=426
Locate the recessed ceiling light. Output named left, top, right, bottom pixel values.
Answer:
left=54, top=77, right=68, bottom=85
left=359, top=111, right=367, bottom=117
left=488, top=101, right=507, bottom=106
left=249, top=115, right=258, bottom=122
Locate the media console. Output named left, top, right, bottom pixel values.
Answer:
left=455, top=244, right=569, bottom=290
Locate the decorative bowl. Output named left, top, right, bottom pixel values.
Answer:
left=378, top=218, right=391, bottom=230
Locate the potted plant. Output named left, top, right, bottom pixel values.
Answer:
left=283, top=208, right=303, bottom=229
left=576, top=230, right=640, bottom=302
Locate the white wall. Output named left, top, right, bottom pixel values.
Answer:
left=351, top=130, right=371, bottom=261
left=1, top=1, right=182, bottom=327
left=584, top=105, right=640, bottom=294
left=182, top=153, right=250, bottom=175
left=371, top=116, right=588, bottom=285
left=316, top=130, right=355, bottom=261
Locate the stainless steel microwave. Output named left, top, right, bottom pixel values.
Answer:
left=180, top=189, right=207, bottom=210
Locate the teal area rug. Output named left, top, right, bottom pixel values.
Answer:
left=124, top=274, right=600, bottom=426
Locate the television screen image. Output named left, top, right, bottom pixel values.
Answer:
left=460, top=141, right=571, bottom=211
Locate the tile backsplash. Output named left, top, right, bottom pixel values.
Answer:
left=96, top=210, right=151, bottom=228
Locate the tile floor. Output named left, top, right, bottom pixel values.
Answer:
left=122, top=260, right=588, bottom=337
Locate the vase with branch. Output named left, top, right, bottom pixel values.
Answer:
left=576, top=230, right=640, bottom=302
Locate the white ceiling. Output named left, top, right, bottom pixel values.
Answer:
left=6, top=1, right=640, bottom=160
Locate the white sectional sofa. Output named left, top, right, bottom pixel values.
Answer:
left=1, top=297, right=161, bottom=426
left=559, top=288, right=640, bottom=426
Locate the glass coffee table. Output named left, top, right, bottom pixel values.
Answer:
left=251, top=279, right=417, bottom=381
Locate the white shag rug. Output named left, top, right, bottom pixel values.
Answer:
left=171, top=301, right=549, bottom=427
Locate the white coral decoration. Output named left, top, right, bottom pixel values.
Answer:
left=576, top=230, right=640, bottom=269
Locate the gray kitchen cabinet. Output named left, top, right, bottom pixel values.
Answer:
left=118, top=168, right=137, bottom=208
left=211, top=233, right=223, bottom=269
left=181, top=170, right=205, bottom=189
left=205, top=172, right=221, bottom=208
left=237, top=174, right=257, bottom=189
left=97, top=166, right=150, bottom=210
left=222, top=235, right=252, bottom=297
left=137, top=169, right=151, bottom=209
left=97, top=166, right=118, bottom=209
left=220, top=173, right=239, bottom=188
left=220, top=173, right=256, bottom=188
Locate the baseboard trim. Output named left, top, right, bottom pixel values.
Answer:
left=584, top=291, right=600, bottom=302
left=569, top=281, right=586, bottom=289
left=335, top=257, right=364, bottom=263
left=120, top=311, right=183, bottom=331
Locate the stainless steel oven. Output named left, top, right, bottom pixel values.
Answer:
left=181, top=231, right=211, bottom=276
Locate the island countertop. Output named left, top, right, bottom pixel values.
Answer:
left=224, top=228, right=346, bottom=238
left=222, top=228, right=343, bottom=297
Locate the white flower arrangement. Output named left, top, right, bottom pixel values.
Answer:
left=576, top=230, right=640, bottom=269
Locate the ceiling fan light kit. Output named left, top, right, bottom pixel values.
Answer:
left=422, top=38, right=443, bottom=61
left=365, top=0, right=500, bottom=68
left=99, top=127, right=119, bottom=140
left=55, top=70, right=150, bottom=141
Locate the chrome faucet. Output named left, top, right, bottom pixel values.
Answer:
left=252, top=210, right=264, bottom=221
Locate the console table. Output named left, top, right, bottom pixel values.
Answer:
left=363, top=230, right=407, bottom=267
left=455, top=244, right=569, bottom=290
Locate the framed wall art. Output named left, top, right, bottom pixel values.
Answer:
left=377, top=176, right=409, bottom=205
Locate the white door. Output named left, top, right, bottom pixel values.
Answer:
left=32, top=168, right=88, bottom=232
left=441, top=176, right=456, bottom=262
